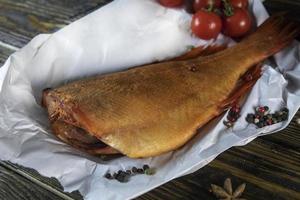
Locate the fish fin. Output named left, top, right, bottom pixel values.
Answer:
left=243, top=13, right=300, bottom=60
left=173, top=44, right=228, bottom=61
left=220, top=63, right=262, bottom=109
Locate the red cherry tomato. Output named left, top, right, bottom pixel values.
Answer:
left=191, top=10, right=222, bottom=40
left=158, top=0, right=184, bottom=7
left=223, top=8, right=252, bottom=37
left=229, top=0, right=249, bottom=9
left=193, top=0, right=221, bottom=12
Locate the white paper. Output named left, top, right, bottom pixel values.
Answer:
left=0, top=0, right=299, bottom=199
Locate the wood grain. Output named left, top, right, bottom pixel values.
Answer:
left=0, top=0, right=300, bottom=200
left=0, top=45, right=13, bottom=65
left=0, top=0, right=112, bottom=48
left=0, top=164, right=67, bottom=200
left=137, top=114, right=300, bottom=200
left=1, top=161, right=83, bottom=200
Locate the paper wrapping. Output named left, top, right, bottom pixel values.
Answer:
left=0, top=0, right=299, bottom=199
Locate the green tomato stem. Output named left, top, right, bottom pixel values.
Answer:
left=222, top=0, right=234, bottom=16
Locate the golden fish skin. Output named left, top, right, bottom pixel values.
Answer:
left=43, top=15, right=300, bottom=158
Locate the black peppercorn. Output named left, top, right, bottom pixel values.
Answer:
left=143, top=165, right=150, bottom=171
left=264, top=106, right=269, bottom=111
left=116, top=172, right=129, bottom=183
left=137, top=168, right=144, bottom=174
left=257, top=122, right=264, bottom=128
left=113, top=173, right=118, bottom=179
left=104, top=173, right=112, bottom=179
left=281, top=107, right=289, bottom=113
left=132, top=167, right=138, bottom=174
left=282, top=113, right=288, bottom=121
left=246, top=114, right=255, bottom=123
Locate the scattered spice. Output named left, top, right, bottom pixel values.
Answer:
left=224, top=178, right=233, bottom=195
left=246, top=106, right=289, bottom=128
left=143, top=164, right=150, bottom=171
left=132, top=167, right=138, bottom=174
left=104, top=173, right=113, bottom=180
left=104, top=165, right=156, bottom=183
left=137, top=168, right=144, bottom=174
left=210, top=178, right=246, bottom=200
left=145, top=168, right=156, bottom=175
left=224, top=104, right=241, bottom=128
left=296, top=118, right=300, bottom=125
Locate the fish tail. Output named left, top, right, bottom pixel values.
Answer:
left=243, top=13, right=300, bottom=60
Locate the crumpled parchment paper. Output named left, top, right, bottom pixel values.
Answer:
left=0, top=0, right=299, bottom=199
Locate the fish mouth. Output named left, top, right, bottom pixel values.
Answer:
left=42, top=89, right=119, bottom=155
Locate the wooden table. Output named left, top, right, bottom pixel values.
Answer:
left=0, top=0, right=299, bottom=199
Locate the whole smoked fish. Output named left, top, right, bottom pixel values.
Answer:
left=43, top=15, right=300, bottom=158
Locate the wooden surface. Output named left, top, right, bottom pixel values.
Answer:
left=0, top=0, right=300, bottom=199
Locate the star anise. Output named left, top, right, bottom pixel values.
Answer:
left=210, top=178, right=246, bottom=200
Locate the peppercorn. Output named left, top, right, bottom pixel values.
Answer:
left=116, top=171, right=129, bottom=183
left=262, top=116, right=268, bottom=121
left=231, top=105, right=241, bottom=113
left=143, top=165, right=150, bottom=171
left=254, top=118, right=260, bottom=124
left=113, top=172, right=118, bottom=179
left=228, top=110, right=238, bottom=117
left=255, top=114, right=261, bottom=119
left=266, top=119, right=273, bottom=125
left=223, top=120, right=233, bottom=128
left=145, top=168, right=156, bottom=175
left=281, top=107, right=289, bottom=113
left=258, top=107, right=265, bottom=114
left=257, top=122, right=264, bottom=128
left=282, top=113, right=288, bottom=121
left=246, top=114, right=255, bottom=123
left=104, top=173, right=112, bottom=179
left=227, top=115, right=238, bottom=123
left=132, top=167, right=138, bottom=174
left=264, top=106, right=269, bottom=111
left=137, top=168, right=144, bottom=174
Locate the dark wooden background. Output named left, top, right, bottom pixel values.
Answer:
left=0, top=0, right=299, bottom=199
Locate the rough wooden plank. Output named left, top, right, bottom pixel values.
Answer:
left=0, top=0, right=112, bottom=48
left=0, top=45, right=13, bottom=66
left=0, top=164, right=68, bottom=200
left=1, top=161, right=83, bottom=200
left=0, top=0, right=300, bottom=200
left=264, top=0, right=300, bottom=22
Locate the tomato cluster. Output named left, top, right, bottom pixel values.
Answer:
left=158, top=0, right=252, bottom=40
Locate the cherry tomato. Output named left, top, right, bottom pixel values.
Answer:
left=158, top=0, right=184, bottom=7
left=229, top=0, right=249, bottom=9
left=191, top=10, right=222, bottom=40
left=223, top=8, right=252, bottom=37
left=193, top=0, right=221, bottom=11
